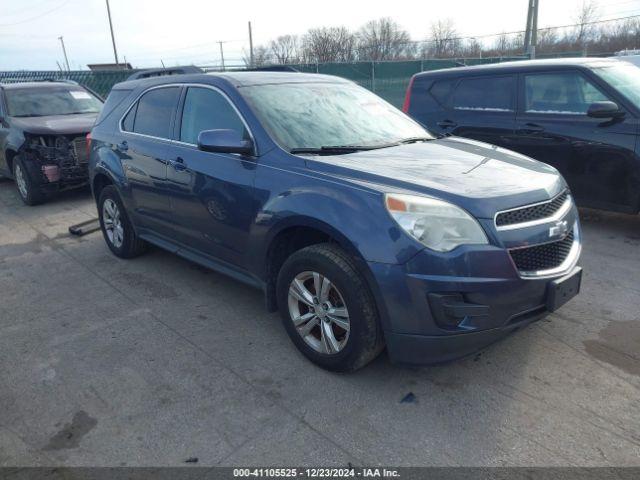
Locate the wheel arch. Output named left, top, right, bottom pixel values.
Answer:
left=92, top=171, right=115, bottom=203
left=4, top=148, right=18, bottom=175
left=260, top=217, right=389, bottom=332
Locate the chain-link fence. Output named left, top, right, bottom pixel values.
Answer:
left=0, top=57, right=525, bottom=107
left=0, top=70, right=136, bottom=98
left=289, top=57, right=524, bottom=106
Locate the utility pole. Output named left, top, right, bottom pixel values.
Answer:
left=105, top=0, right=119, bottom=65
left=530, top=0, right=539, bottom=59
left=58, top=36, right=70, bottom=71
left=524, top=0, right=539, bottom=58
left=248, top=21, right=254, bottom=68
left=218, top=41, right=226, bottom=71
left=524, top=0, right=533, bottom=54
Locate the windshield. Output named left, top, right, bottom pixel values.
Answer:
left=6, top=86, right=103, bottom=117
left=592, top=63, right=640, bottom=110
left=240, top=82, right=430, bottom=152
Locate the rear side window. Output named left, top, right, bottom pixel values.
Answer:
left=429, top=79, right=456, bottom=106
left=179, top=87, right=247, bottom=144
left=95, top=89, right=131, bottom=125
left=524, top=72, right=610, bottom=115
left=453, top=76, right=514, bottom=112
left=124, top=86, right=180, bottom=138
left=409, top=77, right=455, bottom=113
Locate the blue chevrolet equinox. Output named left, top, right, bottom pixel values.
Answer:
left=88, top=71, right=582, bottom=371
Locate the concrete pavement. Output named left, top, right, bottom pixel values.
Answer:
left=0, top=178, right=638, bottom=467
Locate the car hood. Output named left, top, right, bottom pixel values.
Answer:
left=10, top=113, right=98, bottom=135
left=303, top=136, right=564, bottom=219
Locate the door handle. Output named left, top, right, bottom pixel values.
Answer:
left=517, top=123, right=545, bottom=134
left=170, top=156, right=187, bottom=171
left=117, top=141, right=128, bottom=151
left=437, top=119, right=457, bottom=128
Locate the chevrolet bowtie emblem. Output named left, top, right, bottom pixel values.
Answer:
left=549, top=220, right=569, bottom=238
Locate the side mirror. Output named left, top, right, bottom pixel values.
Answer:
left=587, top=101, right=624, bottom=119
left=197, top=129, right=253, bottom=155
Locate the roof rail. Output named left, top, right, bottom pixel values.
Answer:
left=245, top=65, right=299, bottom=72
left=126, top=66, right=204, bottom=81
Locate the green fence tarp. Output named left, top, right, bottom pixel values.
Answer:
left=0, top=57, right=525, bottom=107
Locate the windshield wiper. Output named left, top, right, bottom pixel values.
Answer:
left=290, top=145, right=376, bottom=155
left=290, top=137, right=434, bottom=155
left=397, top=136, right=433, bottom=144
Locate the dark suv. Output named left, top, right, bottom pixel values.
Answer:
left=403, top=58, right=640, bottom=214
left=0, top=81, right=103, bottom=205
left=89, top=71, right=582, bottom=371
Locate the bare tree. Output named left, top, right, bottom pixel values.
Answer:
left=356, top=17, right=415, bottom=61
left=302, top=27, right=356, bottom=62
left=243, top=45, right=272, bottom=67
left=425, top=19, right=461, bottom=58
left=574, top=0, right=599, bottom=49
left=270, top=35, right=300, bottom=64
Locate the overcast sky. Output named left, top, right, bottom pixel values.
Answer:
left=0, top=0, right=638, bottom=70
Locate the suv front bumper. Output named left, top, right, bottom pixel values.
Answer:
left=368, top=239, right=582, bottom=365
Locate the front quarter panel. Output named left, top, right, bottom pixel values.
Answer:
left=248, top=152, right=424, bottom=269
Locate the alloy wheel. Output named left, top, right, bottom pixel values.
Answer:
left=288, top=271, right=350, bottom=354
left=15, top=164, right=28, bottom=199
left=102, top=198, right=124, bottom=248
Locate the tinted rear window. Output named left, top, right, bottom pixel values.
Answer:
left=129, top=87, right=180, bottom=138
left=452, top=76, right=514, bottom=112
left=95, top=89, right=131, bottom=125
left=429, top=79, right=456, bottom=106
left=409, top=77, right=455, bottom=113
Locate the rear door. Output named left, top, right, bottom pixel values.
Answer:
left=446, top=74, right=517, bottom=149
left=511, top=69, right=639, bottom=211
left=119, top=85, right=181, bottom=234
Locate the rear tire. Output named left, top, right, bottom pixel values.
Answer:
left=98, top=185, right=147, bottom=258
left=277, top=243, right=384, bottom=372
left=14, top=157, right=45, bottom=206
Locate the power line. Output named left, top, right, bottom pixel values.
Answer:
left=0, top=0, right=72, bottom=27
left=2, top=0, right=57, bottom=17
left=397, top=13, right=640, bottom=48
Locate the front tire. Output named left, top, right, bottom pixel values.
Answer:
left=277, top=243, right=384, bottom=372
left=14, top=157, right=45, bottom=206
left=98, top=185, right=147, bottom=258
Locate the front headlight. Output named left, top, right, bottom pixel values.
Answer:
left=385, top=193, right=488, bottom=252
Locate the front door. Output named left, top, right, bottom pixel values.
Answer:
left=166, top=85, right=258, bottom=269
left=512, top=70, right=639, bottom=212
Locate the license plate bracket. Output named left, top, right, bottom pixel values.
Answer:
left=546, top=267, right=582, bottom=312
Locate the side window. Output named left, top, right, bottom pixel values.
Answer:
left=122, top=102, right=136, bottom=131
left=524, top=72, right=610, bottom=115
left=179, top=87, right=247, bottom=145
left=452, top=76, right=514, bottom=112
left=96, top=88, right=131, bottom=125
left=429, top=79, right=456, bottom=107
left=127, top=87, right=180, bottom=138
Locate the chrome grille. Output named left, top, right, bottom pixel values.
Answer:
left=510, top=231, right=574, bottom=273
left=496, top=191, right=568, bottom=228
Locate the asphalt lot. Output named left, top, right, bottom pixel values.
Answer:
left=0, top=178, right=639, bottom=467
